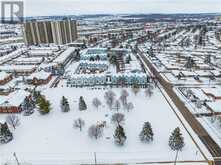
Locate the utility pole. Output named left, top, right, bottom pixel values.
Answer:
left=174, top=150, right=179, bottom=165
left=94, top=152, right=97, bottom=165
left=13, top=152, right=20, bottom=165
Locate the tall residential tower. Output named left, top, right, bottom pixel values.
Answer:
left=23, top=19, right=77, bottom=45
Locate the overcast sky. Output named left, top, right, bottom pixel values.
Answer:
left=23, top=0, right=221, bottom=16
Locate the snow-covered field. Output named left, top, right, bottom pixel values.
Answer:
left=0, top=87, right=208, bottom=164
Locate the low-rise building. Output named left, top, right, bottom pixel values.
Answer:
left=0, top=90, right=30, bottom=113
left=67, top=72, right=148, bottom=87
left=202, top=88, right=221, bottom=100
left=0, top=71, right=12, bottom=85
left=26, top=70, right=52, bottom=85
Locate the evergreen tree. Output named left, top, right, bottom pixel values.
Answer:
left=32, top=90, right=41, bottom=102
left=79, top=96, right=87, bottom=111
left=114, top=125, right=126, bottom=145
left=169, top=127, right=185, bottom=151
left=126, top=55, right=132, bottom=63
left=22, top=96, right=35, bottom=115
left=61, top=96, right=70, bottom=112
left=109, top=55, right=117, bottom=65
left=0, top=122, right=13, bottom=143
left=184, top=57, right=195, bottom=69
left=148, top=46, right=155, bottom=57
left=204, top=55, right=211, bottom=64
left=38, top=96, right=51, bottom=115
left=139, top=122, right=154, bottom=142
left=63, top=101, right=70, bottom=112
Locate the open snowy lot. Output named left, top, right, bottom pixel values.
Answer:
left=0, top=87, right=209, bottom=164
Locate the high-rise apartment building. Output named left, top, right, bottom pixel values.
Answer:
left=23, top=19, right=77, bottom=45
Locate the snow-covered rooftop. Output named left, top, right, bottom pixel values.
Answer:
left=0, top=71, right=11, bottom=80
left=27, top=70, right=51, bottom=80
left=0, top=90, right=29, bottom=107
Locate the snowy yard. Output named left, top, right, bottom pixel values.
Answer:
left=0, top=87, right=208, bottom=164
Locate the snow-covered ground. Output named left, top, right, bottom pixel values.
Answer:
left=0, top=87, right=208, bottom=164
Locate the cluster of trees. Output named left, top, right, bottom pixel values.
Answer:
left=80, top=88, right=154, bottom=113
left=104, top=90, right=134, bottom=112
left=132, top=83, right=155, bottom=98
left=140, top=123, right=184, bottom=152
left=63, top=91, right=183, bottom=150
left=88, top=124, right=104, bottom=139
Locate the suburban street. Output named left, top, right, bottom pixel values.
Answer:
left=137, top=48, right=221, bottom=165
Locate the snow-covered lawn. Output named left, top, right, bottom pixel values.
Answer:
left=0, top=87, right=208, bottom=164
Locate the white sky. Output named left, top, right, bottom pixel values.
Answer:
left=21, top=0, right=221, bottom=16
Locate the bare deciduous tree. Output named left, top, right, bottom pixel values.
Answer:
left=145, top=87, right=153, bottom=97
left=6, top=115, right=20, bottom=129
left=104, top=90, right=116, bottom=109
left=73, top=118, right=85, bottom=131
left=195, top=99, right=202, bottom=109
left=120, top=89, right=129, bottom=105
left=132, top=87, right=140, bottom=95
left=88, top=124, right=103, bottom=139
left=111, top=113, right=125, bottom=125
left=92, top=98, right=102, bottom=109
left=125, top=102, right=134, bottom=112
left=114, top=100, right=121, bottom=111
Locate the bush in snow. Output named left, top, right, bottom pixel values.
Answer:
left=88, top=124, right=103, bottom=139
left=114, top=125, right=126, bottom=145
left=73, top=118, right=85, bottom=131
left=111, top=113, right=125, bottom=125
left=6, top=115, right=20, bottom=129
left=139, top=122, right=154, bottom=142
left=60, top=96, right=70, bottom=112
left=104, top=90, right=116, bottom=109
left=92, top=97, right=102, bottom=109
left=79, top=96, right=87, bottom=111
left=0, top=122, right=13, bottom=144
left=169, top=127, right=185, bottom=151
